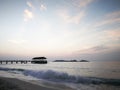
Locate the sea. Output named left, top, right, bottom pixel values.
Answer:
left=0, top=61, right=120, bottom=90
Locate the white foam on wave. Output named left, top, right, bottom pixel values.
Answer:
left=23, top=70, right=103, bottom=84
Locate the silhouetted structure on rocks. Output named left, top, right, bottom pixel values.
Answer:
left=31, top=57, right=47, bottom=64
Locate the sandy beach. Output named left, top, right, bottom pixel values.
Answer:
left=0, top=77, right=74, bottom=90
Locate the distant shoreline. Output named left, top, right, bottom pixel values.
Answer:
left=53, top=60, right=89, bottom=62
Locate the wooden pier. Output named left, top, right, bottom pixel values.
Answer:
left=0, top=60, right=31, bottom=64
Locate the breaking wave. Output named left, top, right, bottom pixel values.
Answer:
left=23, top=70, right=103, bottom=84
left=0, top=67, right=24, bottom=72
left=0, top=67, right=120, bottom=86
left=23, top=70, right=120, bottom=86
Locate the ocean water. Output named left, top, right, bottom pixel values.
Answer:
left=0, top=61, right=120, bottom=90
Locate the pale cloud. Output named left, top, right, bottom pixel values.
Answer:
left=76, top=45, right=108, bottom=54
left=24, top=9, right=34, bottom=21
left=59, top=10, right=85, bottom=24
left=8, top=39, right=26, bottom=44
left=78, top=0, right=94, bottom=7
left=40, top=4, right=47, bottom=11
left=95, top=18, right=120, bottom=27
left=27, top=1, right=34, bottom=9
left=95, top=11, right=120, bottom=27
left=105, top=29, right=120, bottom=41
left=68, top=0, right=94, bottom=8
left=106, top=11, right=120, bottom=18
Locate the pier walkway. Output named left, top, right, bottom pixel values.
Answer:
left=0, top=60, right=31, bottom=64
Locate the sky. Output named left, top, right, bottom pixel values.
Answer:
left=0, top=0, right=120, bottom=61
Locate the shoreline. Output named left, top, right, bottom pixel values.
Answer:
left=0, top=77, right=74, bottom=90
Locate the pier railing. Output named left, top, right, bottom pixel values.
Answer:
left=0, top=60, right=31, bottom=64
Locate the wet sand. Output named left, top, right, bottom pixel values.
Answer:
left=0, top=77, right=73, bottom=90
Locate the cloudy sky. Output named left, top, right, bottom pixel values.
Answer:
left=0, top=0, right=120, bottom=61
